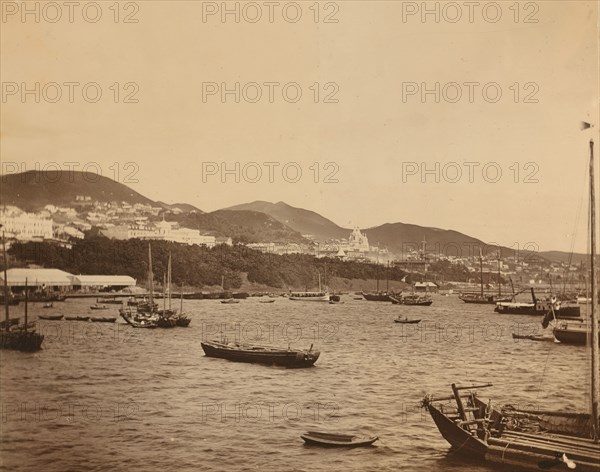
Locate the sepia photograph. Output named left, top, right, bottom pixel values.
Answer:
left=1, top=1, right=599, bottom=471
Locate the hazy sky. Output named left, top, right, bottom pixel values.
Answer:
left=1, top=0, right=598, bottom=252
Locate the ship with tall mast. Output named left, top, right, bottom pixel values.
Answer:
left=289, top=271, right=330, bottom=302
left=362, top=260, right=395, bottom=301
left=459, top=250, right=511, bottom=304
left=0, top=228, right=44, bottom=351
left=422, top=137, right=600, bottom=470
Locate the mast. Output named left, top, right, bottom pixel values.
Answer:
left=386, top=261, right=389, bottom=293
left=24, top=278, right=28, bottom=332
left=497, top=253, right=502, bottom=297
left=180, top=283, right=183, bottom=313
left=376, top=248, right=380, bottom=292
left=318, top=272, right=322, bottom=292
left=479, top=248, right=484, bottom=298
left=148, top=243, right=154, bottom=307
left=2, top=230, right=9, bottom=332
left=163, top=273, right=166, bottom=314
left=168, top=252, right=172, bottom=311
left=588, top=138, right=599, bottom=440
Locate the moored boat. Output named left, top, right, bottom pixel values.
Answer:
left=289, top=291, right=330, bottom=302
left=38, top=314, right=64, bottom=321
left=221, top=298, right=240, bottom=304
left=96, top=297, right=123, bottom=305
left=553, top=320, right=600, bottom=346
left=0, top=317, right=20, bottom=329
left=394, top=317, right=421, bottom=324
left=201, top=340, right=320, bottom=367
left=422, top=383, right=600, bottom=471
left=1, top=262, right=44, bottom=352
left=511, top=333, right=556, bottom=342
left=65, top=316, right=90, bottom=321
left=290, top=272, right=331, bottom=302
left=90, top=304, right=108, bottom=310
left=362, top=292, right=394, bottom=302
left=422, top=138, right=600, bottom=471
left=120, top=310, right=158, bottom=328
left=459, top=293, right=512, bottom=304
left=390, top=294, right=433, bottom=306
left=300, top=431, right=378, bottom=447
left=90, top=316, right=116, bottom=323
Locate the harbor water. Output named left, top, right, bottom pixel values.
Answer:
left=0, top=295, right=591, bottom=472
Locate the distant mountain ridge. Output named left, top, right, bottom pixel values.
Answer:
left=1, top=171, right=157, bottom=211
left=1, top=171, right=584, bottom=261
left=224, top=201, right=494, bottom=257
left=224, top=201, right=348, bottom=240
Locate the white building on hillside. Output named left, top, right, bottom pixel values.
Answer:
left=347, top=227, right=370, bottom=252
left=0, top=207, right=53, bottom=241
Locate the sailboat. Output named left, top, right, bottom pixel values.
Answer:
left=289, top=271, right=330, bottom=302
left=0, top=230, right=44, bottom=352
left=554, top=139, right=600, bottom=345
left=422, top=138, right=600, bottom=470
left=160, top=252, right=191, bottom=327
left=119, top=243, right=159, bottom=328
left=459, top=250, right=511, bottom=304
left=362, top=260, right=395, bottom=301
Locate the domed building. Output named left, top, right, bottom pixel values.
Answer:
left=348, top=227, right=370, bottom=253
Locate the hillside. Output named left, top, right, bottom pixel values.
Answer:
left=224, top=201, right=502, bottom=258
left=224, top=201, right=348, bottom=240
left=156, top=201, right=204, bottom=213
left=169, top=210, right=307, bottom=244
left=364, top=223, right=491, bottom=258
left=1, top=171, right=157, bottom=211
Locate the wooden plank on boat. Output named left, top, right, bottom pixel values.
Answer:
left=499, top=431, right=600, bottom=454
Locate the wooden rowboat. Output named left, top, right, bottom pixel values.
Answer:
left=38, top=314, right=63, bottom=321
left=394, top=318, right=421, bottom=324
left=300, top=431, right=378, bottom=447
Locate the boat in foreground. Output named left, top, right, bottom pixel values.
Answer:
left=201, top=340, right=320, bottom=367
left=422, top=383, right=599, bottom=471
left=553, top=320, right=600, bottom=346
left=423, top=138, right=600, bottom=471
left=300, top=431, right=378, bottom=447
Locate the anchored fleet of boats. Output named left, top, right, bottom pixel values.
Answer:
left=2, top=139, right=600, bottom=470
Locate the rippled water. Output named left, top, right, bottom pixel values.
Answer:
left=0, top=295, right=591, bottom=472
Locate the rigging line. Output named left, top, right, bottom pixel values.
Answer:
left=563, top=163, right=588, bottom=290
left=534, top=336, right=555, bottom=404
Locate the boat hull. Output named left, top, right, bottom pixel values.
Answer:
left=553, top=324, right=600, bottom=346
left=289, top=292, right=330, bottom=302
left=201, top=341, right=319, bottom=368
left=426, top=403, right=489, bottom=456
left=362, top=293, right=392, bottom=302
left=300, top=432, right=378, bottom=447
left=0, top=330, right=44, bottom=351
left=425, top=389, right=600, bottom=472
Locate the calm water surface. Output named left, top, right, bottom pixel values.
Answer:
left=0, top=295, right=591, bottom=472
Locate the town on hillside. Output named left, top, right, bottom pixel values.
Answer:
left=0, top=197, right=585, bottom=288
